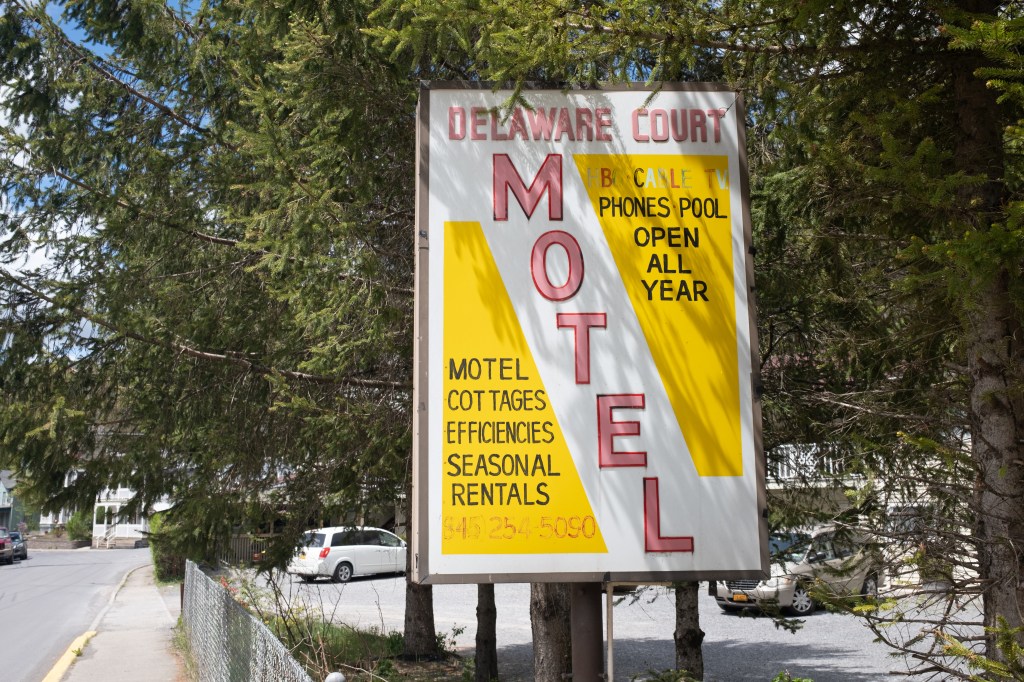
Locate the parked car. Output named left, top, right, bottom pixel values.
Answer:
left=0, top=528, right=13, bottom=564
left=714, top=526, right=878, bottom=616
left=286, top=526, right=407, bottom=583
left=9, top=531, right=26, bottom=560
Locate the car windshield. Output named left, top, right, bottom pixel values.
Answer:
left=9, top=532, right=19, bottom=540
left=302, top=532, right=325, bottom=547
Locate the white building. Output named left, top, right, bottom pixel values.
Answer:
left=39, top=471, right=78, bottom=532
left=37, top=470, right=170, bottom=547
left=0, top=470, right=16, bottom=528
left=93, top=483, right=172, bottom=548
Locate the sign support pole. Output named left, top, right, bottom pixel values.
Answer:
left=570, top=582, right=604, bottom=680
left=605, top=583, right=614, bottom=681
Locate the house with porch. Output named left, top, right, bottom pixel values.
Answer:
left=93, top=483, right=172, bottom=548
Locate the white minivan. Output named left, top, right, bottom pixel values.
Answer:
left=287, top=526, right=407, bottom=583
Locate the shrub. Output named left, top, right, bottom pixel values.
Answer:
left=65, top=511, right=93, bottom=542
left=149, top=513, right=186, bottom=582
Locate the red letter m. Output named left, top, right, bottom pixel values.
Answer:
left=493, top=154, right=563, bottom=221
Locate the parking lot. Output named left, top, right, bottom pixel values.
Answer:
left=258, top=573, right=914, bottom=681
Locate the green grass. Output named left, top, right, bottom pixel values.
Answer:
left=269, top=617, right=407, bottom=679
left=172, top=619, right=199, bottom=681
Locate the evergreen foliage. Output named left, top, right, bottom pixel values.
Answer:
left=0, top=0, right=413, bottom=569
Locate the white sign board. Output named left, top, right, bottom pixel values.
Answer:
left=412, top=84, right=766, bottom=583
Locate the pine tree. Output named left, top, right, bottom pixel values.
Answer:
left=1, top=0, right=437, bottom=657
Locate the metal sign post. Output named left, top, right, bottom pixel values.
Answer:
left=571, top=583, right=604, bottom=680
left=605, top=583, right=615, bottom=681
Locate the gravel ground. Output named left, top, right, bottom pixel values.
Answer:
left=260, top=574, right=920, bottom=681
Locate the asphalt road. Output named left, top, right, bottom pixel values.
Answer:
left=0, top=547, right=151, bottom=682
left=257, top=572, right=915, bottom=681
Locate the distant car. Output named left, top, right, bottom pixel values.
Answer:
left=714, top=526, right=878, bottom=616
left=9, top=531, right=26, bottom=560
left=287, top=526, right=407, bottom=583
left=0, top=528, right=13, bottom=564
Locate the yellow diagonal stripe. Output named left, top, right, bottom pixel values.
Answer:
left=575, top=154, right=742, bottom=476
left=442, top=221, right=606, bottom=553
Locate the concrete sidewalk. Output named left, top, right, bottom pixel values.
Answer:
left=60, top=563, right=187, bottom=682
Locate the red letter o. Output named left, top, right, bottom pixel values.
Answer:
left=531, top=231, right=583, bottom=301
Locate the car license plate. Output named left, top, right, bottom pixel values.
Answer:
left=299, top=552, right=306, bottom=560
left=732, top=593, right=749, bottom=602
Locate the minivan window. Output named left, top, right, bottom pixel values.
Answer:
left=833, top=540, right=855, bottom=559
left=810, top=537, right=836, bottom=562
left=781, top=541, right=810, bottom=564
left=303, top=532, right=325, bottom=547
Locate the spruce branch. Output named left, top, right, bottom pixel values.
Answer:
left=0, top=267, right=410, bottom=391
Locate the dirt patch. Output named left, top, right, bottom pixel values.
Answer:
left=392, top=656, right=466, bottom=680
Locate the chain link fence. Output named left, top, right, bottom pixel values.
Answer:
left=182, top=559, right=314, bottom=682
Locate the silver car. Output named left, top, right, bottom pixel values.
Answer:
left=9, top=531, right=26, bottom=560
left=715, top=526, right=879, bottom=616
left=287, top=526, right=407, bottom=583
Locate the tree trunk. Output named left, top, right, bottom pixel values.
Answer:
left=530, top=582, right=571, bottom=681
left=969, top=272, right=1024, bottom=659
left=403, top=574, right=438, bottom=658
left=674, top=582, right=705, bottom=680
left=951, top=0, right=1024, bottom=661
left=402, top=455, right=437, bottom=659
left=476, top=583, right=499, bottom=681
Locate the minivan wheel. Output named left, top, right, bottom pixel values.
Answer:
left=787, top=583, right=816, bottom=616
left=333, top=562, right=353, bottom=583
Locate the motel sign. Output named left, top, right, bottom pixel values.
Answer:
left=411, top=84, right=766, bottom=583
